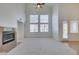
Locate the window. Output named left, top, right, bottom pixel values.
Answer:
left=30, top=15, right=38, bottom=23
left=40, top=15, right=48, bottom=32
left=63, top=21, right=68, bottom=39
left=30, top=15, right=38, bottom=32
left=40, top=15, right=48, bottom=23
left=30, top=24, right=38, bottom=32
left=40, top=24, right=48, bottom=32
left=30, top=15, right=49, bottom=32
left=70, top=20, right=78, bottom=33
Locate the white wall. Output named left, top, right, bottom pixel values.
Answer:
left=0, top=3, right=25, bottom=28
left=52, top=4, right=59, bottom=40
left=17, top=21, right=24, bottom=42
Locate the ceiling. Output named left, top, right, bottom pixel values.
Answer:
left=25, top=3, right=57, bottom=8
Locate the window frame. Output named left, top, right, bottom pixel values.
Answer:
left=30, top=24, right=38, bottom=32
left=63, top=21, right=68, bottom=39
left=70, top=20, right=79, bottom=33
left=29, top=15, right=49, bottom=32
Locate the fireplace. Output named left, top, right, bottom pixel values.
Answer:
left=2, top=31, right=15, bottom=45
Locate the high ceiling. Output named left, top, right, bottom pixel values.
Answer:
left=25, top=3, right=57, bottom=8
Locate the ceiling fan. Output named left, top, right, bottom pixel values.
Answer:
left=36, top=3, right=45, bottom=8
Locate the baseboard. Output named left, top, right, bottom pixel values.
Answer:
left=60, top=39, right=79, bottom=42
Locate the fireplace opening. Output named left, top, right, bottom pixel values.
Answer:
left=2, top=31, right=15, bottom=45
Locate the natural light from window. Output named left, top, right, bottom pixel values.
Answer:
left=63, top=21, right=68, bottom=39
left=30, top=15, right=49, bottom=32
left=70, top=20, right=78, bottom=33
